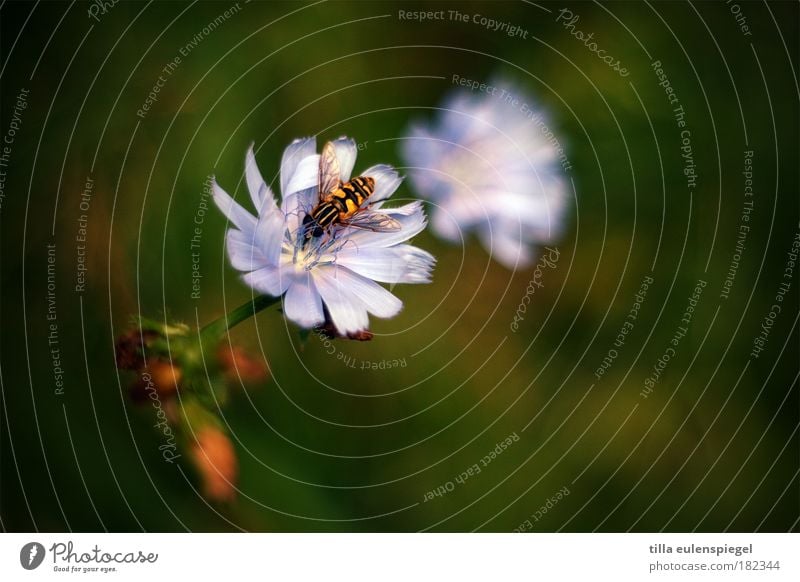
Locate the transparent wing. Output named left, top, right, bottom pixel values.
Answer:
left=339, top=209, right=401, bottom=233
left=318, top=141, right=341, bottom=196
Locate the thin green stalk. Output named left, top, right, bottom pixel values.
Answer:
left=200, top=294, right=281, bottom=341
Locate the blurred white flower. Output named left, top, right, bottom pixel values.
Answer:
left=213, top=137, right=435, bottom=337
left=401, top=82, right=568, bottom=269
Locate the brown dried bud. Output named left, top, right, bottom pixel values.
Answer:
left=189, top=426, right=238, bottom=502
left=115, top=329, right=157, bottom=370
left=315, top=321, right=373, bottom=341
left=127, top=360, right=182, bottom=404
left=346, top=329, right=374, bottom=341
left=149, top=360, right=182, bottom=396
left=217, top=345, right=269, bottom=386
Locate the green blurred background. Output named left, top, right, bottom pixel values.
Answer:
left=1, top=0, right=797, bottom=532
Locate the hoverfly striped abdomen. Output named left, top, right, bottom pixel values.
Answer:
left=330, top=176, right=375, bottom=218
left=303, top=175, right=375, bottom=240
left=302, top=140, right=399, bottom=243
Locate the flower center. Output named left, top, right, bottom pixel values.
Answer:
left=287, top=236, right=339, bottom=272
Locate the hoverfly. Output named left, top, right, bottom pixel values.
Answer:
left=301, top=141, right=400, bottom=242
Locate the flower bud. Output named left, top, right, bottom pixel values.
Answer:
left=149, top=359, right=182, bottom=395
left=189, top=425, right=238, bottom=502
left=217, top=345, right=269, bottom=386
left=115, top=329, right=157, bottom=370
left=316, top=320, right=373, bottom=341
left=127, top=360, right=182, bottom=403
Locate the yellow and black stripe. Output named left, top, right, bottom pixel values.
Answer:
left=329, top=176, right=374, bottom=216
left=304, top=176, right=375, bottom=238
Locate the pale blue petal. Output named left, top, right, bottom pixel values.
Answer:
left=283, top=273, right=325, bottom=328
left=242, top=265, right=290, bottom=296
left=400, top=130, right=452, bottom=175
left=360, top=164, right=402, bottom=204
left=343, top=201, right=427, bottom=248
left=328, top=266, right=402, bottom=317
left=430, top=207, right=462, bottom=242
left=330, top=137, right=357, bottom=182
left=246, top=145, right=277, bottom=214
left=335, top=244, right=435, bottom=284
left=212, top=178, right=256, bottom=235
left=225, top=229, right=268, bottom=272
left=312, top=268, right=370, bottom=335
left=280, top=137, right=316, bottom=196
left=253, top=207, right=285, bottom=265
left=283, top=154, right=320, bottom=197
left=478, top=226, right=532, bottom=269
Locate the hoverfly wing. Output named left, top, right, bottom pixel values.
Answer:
left=318, top=141, right=341, bottom=196
left=340, top=210, right=402, bottom=233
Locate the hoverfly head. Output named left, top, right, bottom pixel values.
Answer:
left=301, top=213, right=324, bottom=243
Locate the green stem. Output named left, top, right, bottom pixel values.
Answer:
left=200, top=294, right=281, bottom=341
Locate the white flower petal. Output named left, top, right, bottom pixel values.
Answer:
left=323, top=265, right=402, bottom=318
left=245, top=145, right=277, bottom=214
left=394, top=162, right=451, bottom=207
left=212, top=178, right=256, bottom=235
left=226, top=229, right=269, bottom=272
left=400, top=128, right=437, bottom=164
left=254, top=207, right=285, bottom=265
left=382, top=200, right=426, bottom=217
left=283, top=154, right=320, bottom=197
left=283, top=273, right=325, bottom=328
left=312, top=268, right=370, bottom=335
left=430, top=207, right=462, bottom=242
left=242, top=265, right=290, bottom=296
left=330, top=136, right=357, bottom=182
left=343, top=201, right=428, bottom=248
left=361, top=164, right=402, bottom=203
left=478, top=226, right=533, bottom=269
left=336, top=244, right=435, bottom=284
left=280, top=137, right=316, bottom=196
